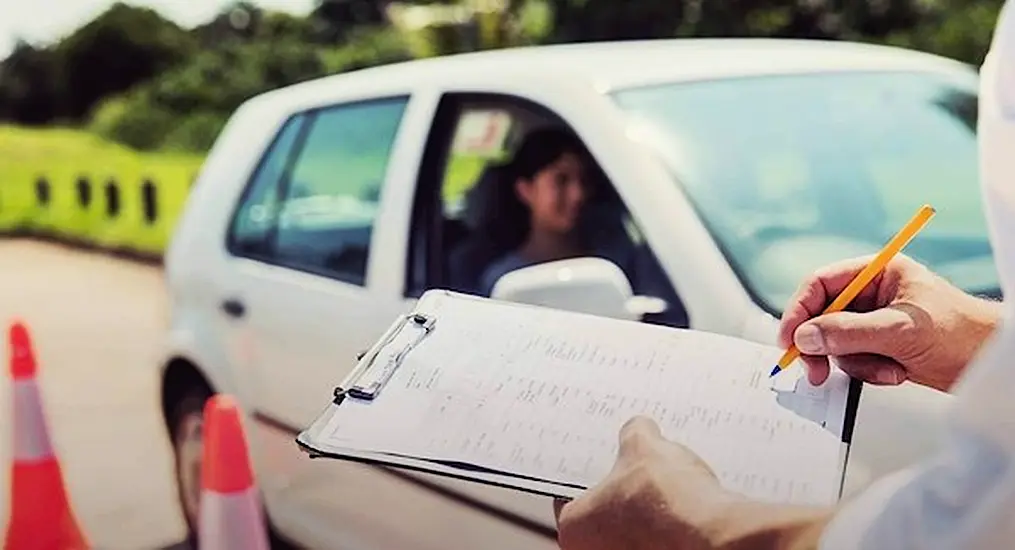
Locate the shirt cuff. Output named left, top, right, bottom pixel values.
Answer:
left=818, top=467, right=922, bottom=550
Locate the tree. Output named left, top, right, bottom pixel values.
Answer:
left=312, top=0, right=394, bottom=43
left=0, top=40, right=65, bottom=124
left=879, top=0, right=1002, bottom=64
left=55, top=2, right=197, bottom=121
left=192, top=2, right=266, bottom=46
left=541, top=0, right=684, bottom=42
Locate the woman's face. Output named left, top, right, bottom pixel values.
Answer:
left=516, top=152, right=588, bottom=235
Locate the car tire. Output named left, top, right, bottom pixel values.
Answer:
left=168, top=384, right=296, bottom=549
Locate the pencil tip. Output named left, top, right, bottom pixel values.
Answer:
left=769, top=365, right=780, bottom=377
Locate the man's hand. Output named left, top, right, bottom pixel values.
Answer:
left=554, top=417, right=833, bottom=550
left=554, top=416, right=730, bottom=550
left=779, top=255, right=1002, bottom=393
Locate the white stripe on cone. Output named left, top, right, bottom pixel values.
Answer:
left=13, top=380, right=54, bottom=462
left=198, top=487, right=270, bottom=550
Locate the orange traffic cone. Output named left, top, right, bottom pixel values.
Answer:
left=198, top=395, right=269, bottom=550
left=4, top=321, right=89, bottom=550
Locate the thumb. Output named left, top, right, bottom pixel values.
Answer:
left=553, top=498, right=569, bottom=522
left=617, top=416, right=663, bottom=463
left=793, top=307, right=913, bottom=358
left=835, top=354, right=908, bottom=386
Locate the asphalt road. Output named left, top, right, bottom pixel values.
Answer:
left=0, top=239, right=188, bottom=549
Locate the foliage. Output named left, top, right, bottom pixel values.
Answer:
left=0, top=42, right=66, bottom=125
left=0, top=0, right=1008, bottom=155
left=319, top=26, right=416, bottom=72
left=55, top=2, right=198, bottom=121
left=312, top=0, right=392, bottom=42
left=879, top=0, right=1002, bottom=66
left=0, top=1, right=417, bottom=152
left=84, top=7, right=414, bottom=151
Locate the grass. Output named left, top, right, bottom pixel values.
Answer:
left=0, top=124, right=498, bottom=258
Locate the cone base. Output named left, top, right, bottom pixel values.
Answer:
left=198, top=488, right=270, bottom=550
left=4, top=460, right=88, bottom=550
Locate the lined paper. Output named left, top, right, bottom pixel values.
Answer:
left=314, top=292, right=852, bottom=506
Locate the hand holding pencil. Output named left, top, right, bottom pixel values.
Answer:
left=771, top=204, right=936, bottom=377
left=770, top=205, right=998, bottom=391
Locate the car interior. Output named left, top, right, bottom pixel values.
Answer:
left=408, top=94, right=690, bottom=328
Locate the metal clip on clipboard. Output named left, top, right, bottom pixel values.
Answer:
left=334, top=312, right=437, bottom=403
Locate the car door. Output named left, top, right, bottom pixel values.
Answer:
left=218, top=85, right=563, bottom=549
left=389, top=89, right=696, bottom=536
left=216, top=92, right=431, bottom=527
left=223, top=96, right=414, bottom=430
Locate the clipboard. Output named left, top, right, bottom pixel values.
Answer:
left=340, top=312, right=437, bottom=402
left=296, top=304, right=591, bottom=499
left=295, top=289, right=865, bottom=503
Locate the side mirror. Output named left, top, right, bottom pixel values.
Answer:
left=489, top=257, right=668, bottom=321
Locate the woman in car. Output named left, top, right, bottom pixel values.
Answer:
left=478, top=127, right=595, bottom=296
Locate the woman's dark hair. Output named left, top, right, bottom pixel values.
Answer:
left=505, top=127, right=587, bottom=182
left=481, top=127, right=588, bottom=249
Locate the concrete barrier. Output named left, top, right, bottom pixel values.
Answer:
left=0, top=172, right=193, bottom=262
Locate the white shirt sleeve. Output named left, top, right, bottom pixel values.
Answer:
left=820, top=3, right=1015, bottom=548
left=820, top=320, right=1015, bottom=549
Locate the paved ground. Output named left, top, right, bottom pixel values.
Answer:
left=0, top=239, right=188, bottom=550
left=0, top=239, right=555, bottom=550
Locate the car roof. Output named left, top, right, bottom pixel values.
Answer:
left=236, top=38, right=978, bottom=128
left=278, top=38, right=974, bottom=96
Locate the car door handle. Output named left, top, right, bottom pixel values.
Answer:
left=221, top=298, right=246, bottom=319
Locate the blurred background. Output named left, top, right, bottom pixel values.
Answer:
left=0, top=0, right=1004, bottom=255
left=0, top=1, right=1006, bottom=549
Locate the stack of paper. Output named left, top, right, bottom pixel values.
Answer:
left=297, top=290, right=860, bottom=506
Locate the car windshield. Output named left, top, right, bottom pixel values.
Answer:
left=611, top=70, right=999, bottom=315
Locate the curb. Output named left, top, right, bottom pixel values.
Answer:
left=0, top=231, right=164, bottom=267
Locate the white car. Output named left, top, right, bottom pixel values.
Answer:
left=160, top=38, right=998, bottom=549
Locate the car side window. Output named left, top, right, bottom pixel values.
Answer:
left=229, top=114, right=307, bottom=257
left=228, top=97, right=409, bottom=286
left=410, top=94, right=689, bottom=327
left=274, top=98, right=408, bottom=285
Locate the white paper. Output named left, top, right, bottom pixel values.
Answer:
left=314, top=292, right=852, bottom=506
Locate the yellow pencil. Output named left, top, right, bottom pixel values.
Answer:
left=769, top=204, right=937, bottom=377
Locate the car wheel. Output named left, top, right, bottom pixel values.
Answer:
left=169, top=384, right=212, bottom=547
left=168, top=384, right=296, bottom=549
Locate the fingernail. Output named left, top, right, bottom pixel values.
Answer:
left=795, top=324, right=825, bottom=354
left=876, top=369, right=903, bottom=385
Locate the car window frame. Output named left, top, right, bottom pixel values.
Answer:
left=225, top=111, right=311, bottom=263
left=405, top=94, right=460, bottom=298
left=225, top=94, right=412, bottom=287
left=405, top=92, right=567, bottom=298
left=405, top=91, right=689, bottom=328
